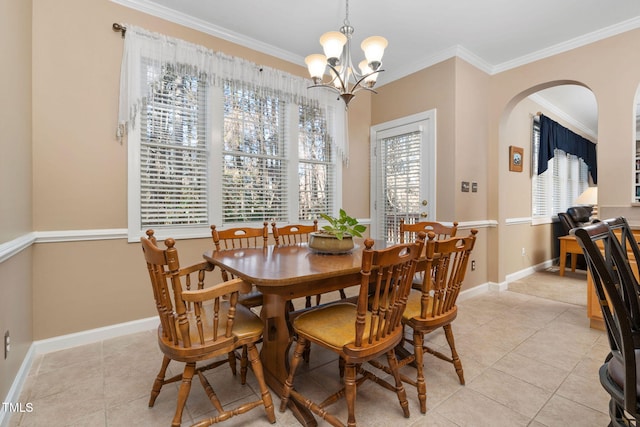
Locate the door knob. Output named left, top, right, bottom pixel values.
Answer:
left=421, top=200, right=428, bottom=206
left=420, top=212, right=428, bottom=218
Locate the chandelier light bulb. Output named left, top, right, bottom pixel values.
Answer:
left=305, top=54, right=328, bottom=81
left=330, top=65, right=344, bottom=89
left=361, top=36, right=388, bottom=70
left=320, top=31, right=347, bottom=66
left=358, top=60, right=378, bottom=87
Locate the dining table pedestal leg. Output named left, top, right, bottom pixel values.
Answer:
left=260, top=292, right=318, bottom=427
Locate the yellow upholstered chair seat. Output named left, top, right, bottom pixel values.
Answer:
left=403, top=290, right=433, bottom=320
left=292, top=302, right=375, bottom=352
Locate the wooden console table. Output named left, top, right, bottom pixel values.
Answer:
left=585, top=228, right=640, bottom=331
left=558, top=235, right=582, bottom=276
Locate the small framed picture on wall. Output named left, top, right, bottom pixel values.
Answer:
left=509, top=146, right=524, bottom=172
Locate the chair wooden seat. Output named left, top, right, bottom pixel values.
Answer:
left=279, top=234, right=425, bottom=427
left=141, top=230, right=276, bottom=427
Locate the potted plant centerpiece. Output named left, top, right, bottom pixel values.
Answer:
left=308, top=209, right=367, bottom=253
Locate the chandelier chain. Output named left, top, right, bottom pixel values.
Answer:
left=344, top=0, right=350, bottom=27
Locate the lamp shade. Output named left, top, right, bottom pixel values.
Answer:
left=358, top=60, right=378, bottom=86
left=305, top=54, right=327, bottom=80
left=319, top=31, right=347, bottom=63
left=575, top=187, right=597, bottom=205
left=361, top=36, right=388, bottom=69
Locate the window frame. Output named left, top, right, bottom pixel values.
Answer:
left=531, top=119, right=589, bottom=225
left=127, top=62, right=342, bottom=242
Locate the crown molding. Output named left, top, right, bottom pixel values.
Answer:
left=493, top=16, right=640, bottom=74
left=110, top=0, right=304, bottom=66
left=111, top=1, right=640, bottom=83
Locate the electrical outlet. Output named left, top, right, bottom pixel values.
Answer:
left=521, top=247, right=526, bottom=257
left=471, top=260, right=476, bottom=271
left=4, top=330, right=9, bottom=359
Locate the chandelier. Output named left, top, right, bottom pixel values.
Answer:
left=305, top=0, right=388, bottom=107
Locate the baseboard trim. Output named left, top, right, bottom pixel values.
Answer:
left=0, top=344, right=35, bottom=427
left=33, top=316, right=158, bottom=355
left=505, top=259, right=554, bottom=285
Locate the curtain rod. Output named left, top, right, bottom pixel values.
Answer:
left=112, top=23, right=126, bottom=38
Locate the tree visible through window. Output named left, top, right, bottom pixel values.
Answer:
left=298, top=104, right=334, bottom=221
left=140, top=63, right=208, bottom=228
left=132, top=63, right=337, bottom=239
left=222, top=83, right=287, bottom=223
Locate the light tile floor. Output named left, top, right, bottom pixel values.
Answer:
left=8, top=273, right=611, bottom=426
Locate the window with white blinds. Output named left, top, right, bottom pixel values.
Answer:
left=129, top=61, right=338, bottom=240
left=222, top=82, right=287, bottom=223
left=531, top=120, right=589, bottom=220
left=379, top=130, right=422, bottom=243
left=298, top=104, right=334, bottom=221
left=139, top=63, right=209, bottom=228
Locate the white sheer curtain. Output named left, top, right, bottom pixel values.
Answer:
left=116, top=24, right=348, bottom=162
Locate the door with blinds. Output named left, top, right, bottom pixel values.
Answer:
left=370, top=111, right=436, bottom=243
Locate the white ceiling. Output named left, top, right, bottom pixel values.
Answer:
left=114, top=0, right=640, bottom=137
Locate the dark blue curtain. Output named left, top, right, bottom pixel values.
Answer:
left=537, top=114, right=597, bottom=184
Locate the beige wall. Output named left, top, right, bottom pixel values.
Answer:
left=490, top=29, right=640, bottom=282
left=27, top=0, right=375, bottom=342
left=1, top=0, right=32, bottom=242
left=6, top=0, right=640, bottom=403
left=1, top=0, right=33, bottom=405
left=372, top=59, right=457, bottom=221
left=371, top=58, right=491, bottom=289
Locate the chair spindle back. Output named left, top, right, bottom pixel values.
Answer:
left=421, top=230, right=477, bottom=319
left=353, top=234, right=425, bottom=349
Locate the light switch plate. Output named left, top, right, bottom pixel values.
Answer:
left=461, top=181, right=470, bottom=192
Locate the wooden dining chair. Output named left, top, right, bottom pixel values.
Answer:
left=279, top=233, right=425, bottom=427
left=211, top=222, right=269, bottom=309
left=272, top=220, right=318, bottom=246
left=605, top=216, right=640, bottom=279
left=400, top=219, right=459, bottom=289
left=390, top=229, right=477, bottom=413
left=572, top=221, right=640, bottom=426
left=272, top=220, right=347, bottom=308
left=399, top=219, right=458, bottom=243
left=141, top=230, right=276, bottom=427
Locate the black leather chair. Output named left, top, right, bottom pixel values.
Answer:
left=558, top=206, right=595, bottom=236
left=558, top=212, right=576, bottom=236
left=572, top=221, right=640, bottom=426
left=567, top=206, right=594, bottom=226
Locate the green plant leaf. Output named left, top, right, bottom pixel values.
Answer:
left=318, top=209, right=367, bottom=239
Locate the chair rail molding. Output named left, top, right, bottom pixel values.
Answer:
left=0, top=232, right=36, bottom=264
left=505, top=217, right=531, bottom=225
left=36, top=228, right=128, bottom=243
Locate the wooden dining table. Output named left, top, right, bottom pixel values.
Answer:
left=203, top=241, right=374, bottom=426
